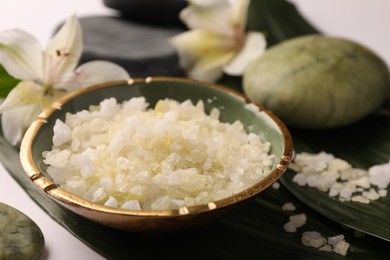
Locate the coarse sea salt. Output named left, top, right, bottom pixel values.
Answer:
left=283, top=213, right=307, bottom=233
left=301, top=232, right=349, bottom=256
left=281, top=202, right=296, bottom=211
left=43, top=97, right=275, bottom=210
left=281, top=209, right=350, bottom=256
left=289, top=152, right=390, bottom=203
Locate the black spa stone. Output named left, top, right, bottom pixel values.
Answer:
left=0, top=202, right=44, bottom=260
left=103, top=0, right=187, bottom=26
left=78, top=16, right=186, bottom=78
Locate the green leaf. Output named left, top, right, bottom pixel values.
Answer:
left=1, top=132, right=390, bottom=259
left=0, top=65, right=19, bottom=98
left=280, top=109, right=390, bottom=242
left=247, top=0, right=319, bottom=46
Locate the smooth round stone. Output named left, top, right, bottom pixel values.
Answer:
left=0, top=202, right=44, bottom=260
left=103, top=0, right=187, bottom=26
left=79, top=16, right=185, bottom=78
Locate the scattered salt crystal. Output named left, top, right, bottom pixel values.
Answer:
left=328, top=158, right=351, bottom=172
left=292, top=173, right=307, bottom=186
left=301, top=231, right=327, bottom=248
left=327, top=234, right=345, bottom=246
left=332, top=241, right=350, bottom=256
left=317, top=172, right=337, bottom=192
left=351, top=195, right=370, bottom=204
left=281, top=207, right=350, bottom=256
left=283, top=213, right=306, bottom=232
left=351, top=177, right=370, bottom=189
left=319, top=245, right=332, bottom=252
left=283, top=221, right=298, bottom=233
left=379, top=189, right=388, bottom=197
left=272, top=182, right=280, bottom=189
left=290, top=214, right=307, bottom=228
left=290, top=152, right=390, bottom=204
left=301, top=230, right=349, bottom=256
left=362, top=188, right=380, bottom=201
left=339, top=188, right=353, bottom=201
left=282, top=202, right=296, bottom=211
left=368, top=161, right=390, bottom=189
left=328, top=187, right=340, bottom=197
left=307, top=175, right=320, bottom=188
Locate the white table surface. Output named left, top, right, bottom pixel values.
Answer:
left=0, top=1, right=389, bottom=259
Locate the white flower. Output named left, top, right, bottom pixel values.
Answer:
left=0, top=14, right=130, bottom=145
left=170, top=0, right=266, bottom=82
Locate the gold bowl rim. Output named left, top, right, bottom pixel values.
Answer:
left=20, top=76, right=293, bottom=218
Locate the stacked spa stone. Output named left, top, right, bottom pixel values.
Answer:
left=79, top=0, right=187, bottom=77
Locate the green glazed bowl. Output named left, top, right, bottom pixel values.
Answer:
left=20, top=77, right=293, bottom=233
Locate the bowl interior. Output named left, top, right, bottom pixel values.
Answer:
left=32, top=78, right=288, bottom=176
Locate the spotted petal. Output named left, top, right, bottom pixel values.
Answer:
left=43, top=14, right=82, bottom=86
left=0, top=29, right=43, bottom=81
left=170, top=30, right=236, bottom=82
left=58, top=60, right=130, bottom=91
left=223, top=32, right=266, bottom=76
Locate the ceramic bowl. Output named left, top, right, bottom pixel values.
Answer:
left=20, top=77, right=293, bottom=233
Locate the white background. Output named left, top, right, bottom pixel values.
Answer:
left=0, top=0, right=389, bottom=259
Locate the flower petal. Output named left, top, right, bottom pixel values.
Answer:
left=180, top=0, right=232, bottom=34
left=43, top=14, right=82, bottom=85
left=1, top=104, right=41, bottom=146
left=188, top=58, right=228, bottom=82
left=0, top=29, right=43, bottom=80
left=57, top=61, right=130, bottom=91
left=229, top=0, right=250, bottom=33
left=223, top=32, right=266, bottom=76
left=170, top=30, right=236, bottom=82
left=0, top=81, right=43, bottom=112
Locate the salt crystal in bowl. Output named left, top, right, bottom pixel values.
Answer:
left=20, top=77, right=293, bottom=232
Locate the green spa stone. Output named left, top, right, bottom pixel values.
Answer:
left=243, top=35, right=390, bottom=129
left=0, top=202, right=44, bottom=260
